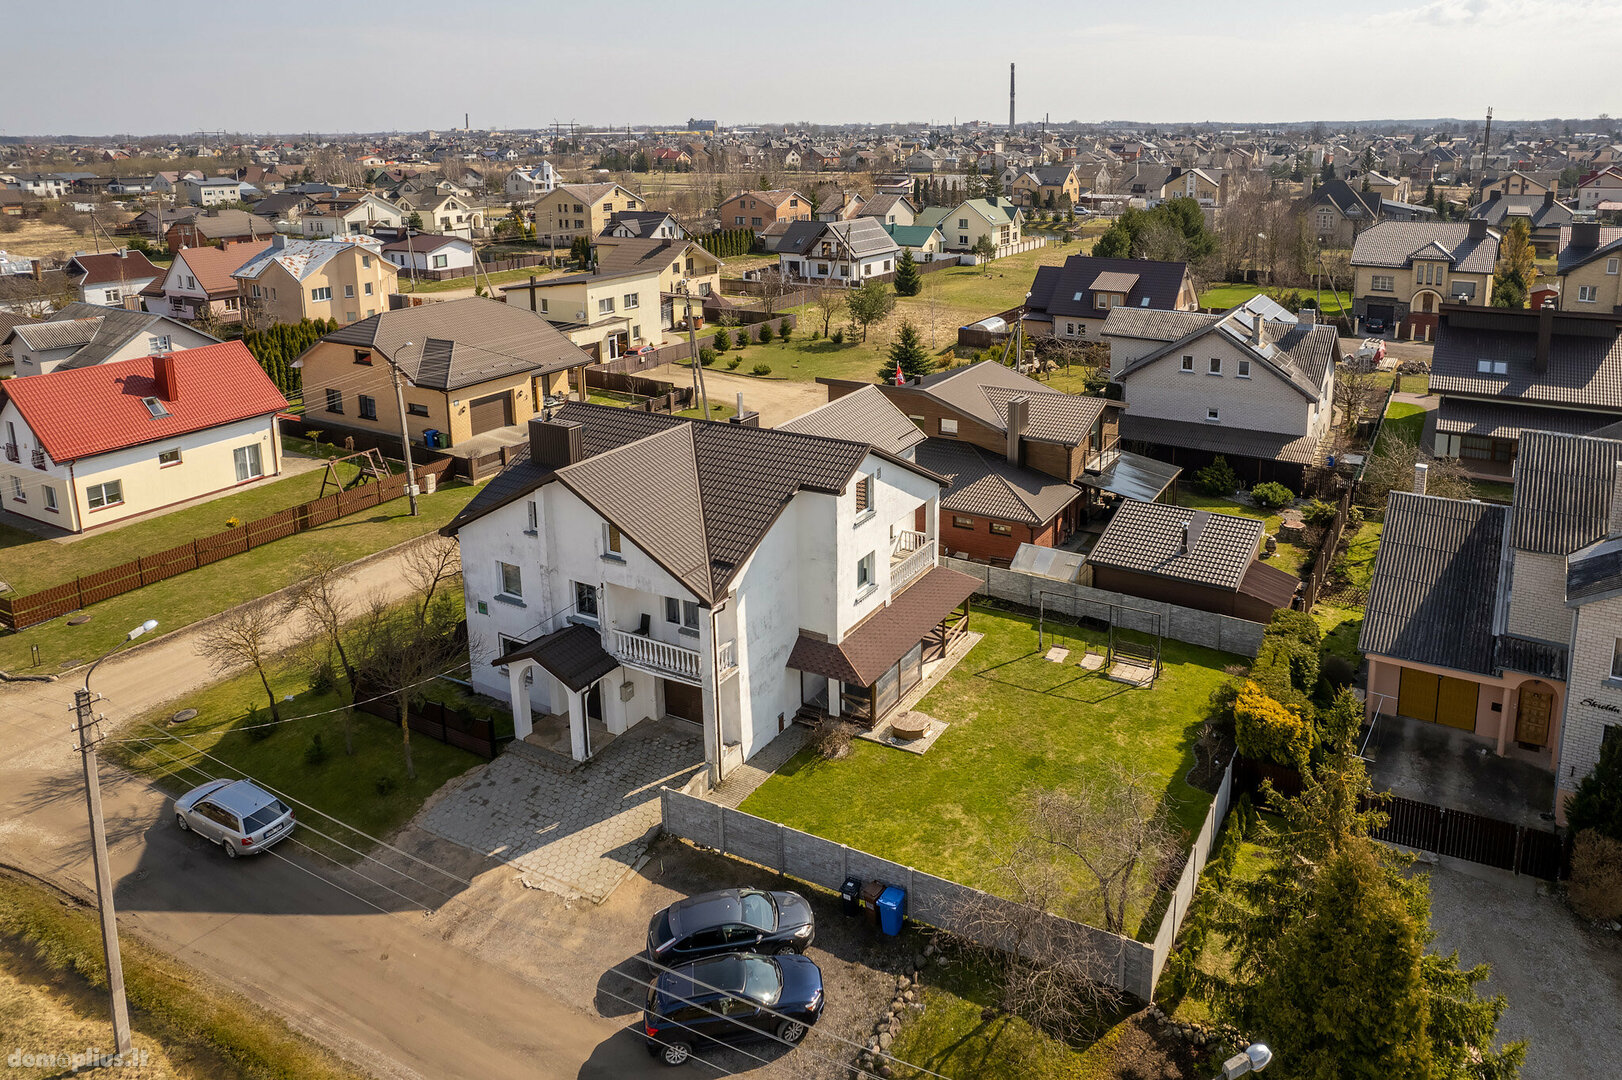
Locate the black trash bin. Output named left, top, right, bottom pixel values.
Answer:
left=840, top=877, right=863, bottom=917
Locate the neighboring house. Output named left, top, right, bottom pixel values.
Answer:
left=10, top=303, right=218, bottom=376
left=718, top=189, right=812, bottom=233
left=379, top=233, right=477, bottom=277
left=1302, top=178, right=1383, bottom=246
left=232, top=237, right=398, bottom=327
left=145, top=241, right=270, bottom=325
left=775, top=218, right=901, bottom=284
left=593, top=238, right=724, bottom=321
left=6, top=173, right=70, bottom=198
left=498, top=265, right=665, bottom=361
left=1011, top=165, right=1081, bottom=208
left=913, top=197, right=1023, bottom=254
left=394, top=192, right=484, bottom=239
left=250, top=191, right=314, bottom=225
left=812, top=190, right=864, bottom=222
left=295, top=298, right=585, bottom=447
left=600, top=210, right=687, bottom=240
left=1554, top=223, right=1622, bottom=313
left=906, top=149, right=943, bottom=172
left=534, top=183, right=646, bottom=245
left=1350, top=220, right=1499, bottom=340
left=1023, top=254, right=1199, bottom=343
left=1361, top=170, right=1411, bottom=203
left=443, top=402, right=967, bottom=782
left=1360, top=430, right=1622, bottom=823
left=64, top=250, right=164, bottom=308
left=1104, top=297, right=1340, bottom=487
left=181, top=176, right=243, bottom=206
left=297, top=193, right=406, bottom=239
left=1428, top=304, right=1622, bottom=475
left=817, top=361, right=1177, bottom=560
left=1086, top=500, right=1298, bottom=621
left=164, top=208, right=275, bottom=251
left=505, top=164, right=558, bottom=198
left=858, top=195, right=917, bottom=227
left=0, top=312, right=40, bottom=375
left=1468, top=190, right=1574, bottom=253
left=881, top=223, right=946, bottom=257
left=1479, top=170, right=1549, bottom=200
left=0, top=341, right=285, bottom=533
left=1576, top=167, right=1622, bottom=213
left=108, top=176, right=158, bottom=195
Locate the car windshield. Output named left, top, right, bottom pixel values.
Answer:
left=242, top=800, right=290, bottom=833
left=738, top=891, right=776, bottom=931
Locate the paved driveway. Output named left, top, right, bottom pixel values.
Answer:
left=417, top=717, right=703, bottom=902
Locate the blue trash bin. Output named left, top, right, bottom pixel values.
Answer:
left=423, top=428, right=440, bottom=448
left=876, top=886, right=906, bottom=936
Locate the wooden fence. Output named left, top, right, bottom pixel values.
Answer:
left=586, top=313, right=800, bottom=376
left=353, top=676, right=503, bottom=759
left=582, top=367, right=693, bottom=413
left=1297, top=487, right=1355, bottom=611
left=0, top=459, right=453, bottom=631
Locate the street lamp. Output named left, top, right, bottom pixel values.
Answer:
left=75, top=617, right=158, bottom=1056
left=1219, top=1043, right=1273, bottom=1079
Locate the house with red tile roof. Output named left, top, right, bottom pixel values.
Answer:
left=0, top=341, right=286, bottom=532
left=64, top=250, right=165, bottom=308
left=143, top=240, right=271, bottom=325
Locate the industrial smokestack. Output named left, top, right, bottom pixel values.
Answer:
left=1009, top=63, right=1015, bottom=131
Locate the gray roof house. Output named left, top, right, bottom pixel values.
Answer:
left=1024, top=254, right=1199, bottom=342
left=776, top=217, right=900, bottom=285
left=9, top=303, right=220, bottom=376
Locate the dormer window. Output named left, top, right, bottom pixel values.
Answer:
left=143, top=396, right=170, bottom=418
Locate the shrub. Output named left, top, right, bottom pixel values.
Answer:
left=304, top=734, right=329, bottom=767
left=1568, top=830, right=1622, bottom=920
left=751, top=362, right=772, bottom=376
left=1195, top=456, right=1240, bottom=496
left=734, top=329, right=749, bottom=348
left=1566, top=731, right=1622, bottom=843
left=244, top=706, right=275, bottom=742
left=1346, top=505, right=1364, bottom=528
left=1320, top=653, right=1355, bottom=691
left=831, top=328, right=845, bottom=345
left=712, top=330, right=730, bottom=353
left=308, top=660, right=338, bottom=697
left=1302, top=499, right=1338, bottom=526
left=809, top=328, right=820, bottom=340
left=698, top=347, right=717, bottom=366
left=756, top=321, right=773, bottom=344
left=726, top=357, right=742, bottom=370
left=1267, top=608, right=1323, bottom=648
left=225, top=516, right=243, bottom=529
left=777, top=322, right=793, bottom=342
left=1250, top=481, right=1295, bottom=509
left=817, top=720, right=857, bottom=760
left=1233, top=680, right=1314, bottom=768
left=373, top=774, right=397, bottom=797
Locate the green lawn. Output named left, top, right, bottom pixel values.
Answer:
left=0, top=479, right=477, bottom=674
left=1372, top=400, right=1426, bottom=457
left=407, top=264, right=569, bottom=294
left=740, top=606, right=1238, bottom=940
left=586, top=388, right=737, bottom=422
left=1475, top=480, right=1514, bottom=504
left=1369, top=371, right=1431, bottom=395
left=107, top=646, right=483, bottom=860
left=1198, top=282, right=1352, bottom=318
left=0, top=451, right=383, bottom=594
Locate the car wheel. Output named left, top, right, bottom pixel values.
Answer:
left=222, top=838, right=240, bottom=859
left=659, top=1040, right=692, bottom=1067
left=175, top=812, right=189, bottom=832
left=773, top=943, right=798, bottom=956
left=776, top=1018, right=808, bottom=1044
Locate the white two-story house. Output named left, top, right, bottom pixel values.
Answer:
left=445, top=404, right=971, bottom=785
left=775, top=217, right=901, bottom=285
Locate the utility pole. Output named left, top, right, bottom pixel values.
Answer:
left=392, top=343, right=421, bottom=516
left=679, top=282, right=711, bottom=420
left=74, top=619, right=158, bottom=1058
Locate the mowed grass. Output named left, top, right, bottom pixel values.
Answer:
left=740, top=606, right=1236, bottom=939
left=1198, top=282, right=1353, bottom=318
left=1374, top=400, right=1427, bottom=453
left=408, top=263, right=569, bottom=294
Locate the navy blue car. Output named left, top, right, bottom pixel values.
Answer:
left=647, top=888, right=814, bottom=966
left=643, top=952, right=824, bottom=1067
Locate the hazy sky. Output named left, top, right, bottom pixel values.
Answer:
left=7, top=0, right=1620, bottom=136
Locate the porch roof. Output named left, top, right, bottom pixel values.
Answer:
left=787, top=567, right=978, bottom=687
left=1075, top=448, right=1182, bottom=502
left=494, top=623, right=619, bottom=692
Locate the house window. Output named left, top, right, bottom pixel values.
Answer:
left=623, top=292, right=639, bottom=309
left=604, top=523, right=623, bottom=557
left=939, top=418, right=958, bottom=436
left=854, top=475, right=873, bottom=515
left=1208, top=357, right=1222, bottom=375
left=952, top=515, right=975, bottom=530
left=344, top=284, right=355, bottom=298
left=42, top=485, right=57, bottom=512
left=1371, top=275, right=1394, bottom=292
left=325, top=388, right=343, bottom=414
left=990, top=522, right=1013, bottom=536
left=1206, top=407, right=1220, bottom=422
left=106, top=288, right=120, bottom=303
left=142, top=396, right=170, bottom=418
left=1180, top=355, right=1194, bottom=372
left=1095, top=294, right=1108, bottom=309
left=1579, top=285, right=1599, bottom=303
left=86, top=479, right=123, bottom=510
left=432, top=254, right=447, bottom=268
left=358, top=395, right=378, bottom=420
left=734, top=216, right=744, bottom=226
left=498, top=561, right=522, bottom=598
left=364, top=282, right=373, bottom=296
left=158, top=448, right=181, bottom=466
left=1237, top=359, right=1251, bottom=378
left=958, top=218, right=968, bottom=228
left=354, top=350, right=373, bottom=365
left=667, top=597, right=700, bottom=632
left=598, top=297, right=615, bottom=315
left=233, top=443, right=263, bottom=482
left=362, top=255, right=371, bottom=268
left=407, top=402, right=429, bottom=417
left=8, top=476, right=23, bottom=502
left=574, top=581, right=598, bottom=619
left=856, top=551, right=875, bottom=590
left=311, top=286, right=332, bottom=301
left=539, top=298, right=548, bottom=313
left=883, top=260, right=891, bottom=272
left=1608, top=258, right=1619, bottom=275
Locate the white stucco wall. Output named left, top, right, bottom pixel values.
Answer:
left=1114, top=333, right=1322, bottom=437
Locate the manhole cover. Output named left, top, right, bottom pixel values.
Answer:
left=170, top=708, right=199, bottom=726
left=67, top=615, right=91, bottom=626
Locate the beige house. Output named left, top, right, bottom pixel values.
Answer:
left=1362, top=171, right=1411, bottom=203
left=593, top=237, right=724, bottom=326
left=395, top=191, right=485, bottom=239
left=1554, top=223, right=1622, bottom=313
left=295, top=298, right=586, bottom=449
left=232, top=237, right=399, bottom=327
left=296, top=194, right=404, bottom=239
left=534, top=183, right=646, bottom=245
left=499, top=265, right=665, bottom=361
left=913, top=197, right=1023, bottom=254
left=1350, top=221, right=1499, bottom=340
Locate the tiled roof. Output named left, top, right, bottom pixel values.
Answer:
left=1358, top=492, right=1507, bottom=675
left=66, top=251, right=163, bottom=286
left=915, top=438, right=1083, bottom=525
left=594, top=237, right=711, bottom=274
left=552, top=182, right=630, bottom=204
left=379, top=233, right=466, bottom=253
left=1100, top=307, right=1219, bottom=342
left=172, top=240, right=271, bottom=297
left=1468, top=196, right=1574, bottom=229
left=1433, top=398, right=1620, bottom=439
left=1119, top=413, right=1325, bottom=465
left=493, top=623, right=619, bottom=691
left=777, top=385, right=926, bottom=458
left=1429, top=309, right=1622, bottom=412
left=233, top=237, right=380, bottom=283
left=0, top=341, right=285, bottom=463
left=1349, top=221, right=1500, bottom=275
left=1554, top=225, right=1622, bottom=275
left=905, top=361, right=1104, bottom=444
left=786, top=567, right=979, bottom=686
left=1087, top=499, right=1264, bottom=591
left=775, top=217, right=899, bottom=260
left=1027, top=254, right=1190, bottom=320
left=14, top=303, right=218, bottom=370
left=166, top=209, right=272, bottom=240
left=318, top=297, right=591, bottom=392
left=1303, top=178, right=1380, bottom=219
left=1567, top=537, right=1622, bottom=606
left=1510, top=430, right=1622, bottom=555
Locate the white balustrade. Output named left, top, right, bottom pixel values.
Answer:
left=613, top=628, right=703, bottom=683
left=891, top=538, right=936, bottom=593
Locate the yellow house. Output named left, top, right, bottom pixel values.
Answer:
left=499, top=266, right=665, bottom=362
left=1011, top=165, right=1081, bottom=208
left=232, top=237, right=399, bottom=327
left=1351, top=221, right=1499, bottom=340
left=1554, top=223, right=1622, bottom=312
left=294, top=297, right=587, bottom=448
left=914, top=196, right=1023, bottom=254
left=534, top=183, right=646, bottom=245
left=594, top=237, right=724, bottom=323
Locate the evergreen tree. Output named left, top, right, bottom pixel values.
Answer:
left=1492, top=219, right=1536, bottom=308
left=892, top=249, right=922, bottom=297
left=879, top=320, right=931, bottom=381
left=1424, top=182, right=1437, bottom=206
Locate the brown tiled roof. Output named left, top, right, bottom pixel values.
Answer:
left=1119, top=413, right=1324, bottom=465
left=1238, top=559, right=1301, bottom=609
left=777, top=385, right=925, bottom=458
left=493, top=624, right=618, bottom=691
left=172, top=240, right=271, bottom=297
left=1087, top=500, right=1264, bottom=591
left=1429, top=307, right=1622, bottom=413
left=786, top=567, right=979, bottom=686
left=915, top=438, right=1082, bottom=525
left=904, top=361, right=1104, bottom=445
left=66, top=250, right=163, bottom=286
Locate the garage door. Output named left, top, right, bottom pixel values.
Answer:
left=663, top=679, right=702, bottom=723
left=468, top=392, right=514, bottom=435
left=1437, top=676, right=1478, bottom=730
left=1367, top=303, right=1394, bottom=323
left=1396, top=667, right=1477, bottom=730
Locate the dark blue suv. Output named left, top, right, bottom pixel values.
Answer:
left=643, top=952, right=824, bottom=1067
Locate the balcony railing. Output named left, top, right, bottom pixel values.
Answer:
left=891, top=538, right=937, bottom=594
left=31, top=447, right=48, bottom=470
left=717, top=639, right=738, bottom=681
left=893, top=528, right=928, bottom=557
left=613, top=629, right=703, bottom=684
left=2, top=443, right=17, bottom=464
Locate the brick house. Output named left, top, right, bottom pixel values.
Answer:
left=718, top=189, right=811, bottom=234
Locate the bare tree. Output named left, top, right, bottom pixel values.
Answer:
left=198, top=604, right=286, bottom=724
left=284, top=551, right=359, bottom=751
left=755, top=267, right=791, bottom=317
left=1359, top=430, right=1475, bottom=507
left=811, top=281, right=842, bottom=337
left=1333, top=363, right=1385, bottom=440
left=400, top=534, right=462, bottom=627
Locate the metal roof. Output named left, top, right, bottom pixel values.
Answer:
left=1119, top=413, right=1325, bottom=465
left=777, top=385, right=926, bottom=458
left=1075, top=449, right=1182, bottom=502
left=492, top=624, right=619, bottom=691
left=1349, top=221, right=1500, bottom=275
left=1433, top=398, right=1621, bottom=440
left=915, top=438, right=1083, bottom=525
left=1510, top=429, right=1622, bottom=555
left=1027, top=255, right=1191, bottom=320
left=786, top=567, right=979, bottom=686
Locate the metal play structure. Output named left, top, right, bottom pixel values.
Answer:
left=1037, top=590, right=1164, bottom=686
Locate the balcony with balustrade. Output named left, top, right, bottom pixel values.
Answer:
left=891, top=529, right=937, bottom=595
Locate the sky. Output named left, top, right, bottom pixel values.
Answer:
left=6, top=0, right=1621, bottom=137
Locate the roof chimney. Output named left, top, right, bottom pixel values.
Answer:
left=1536, top=302, right=1553, bottom=374
left=1543, top=189, right=1555, bottom=209
left=528, top=417, right=583, bottom=469
left=1005, top=396, right=1028, bottom=464
left=1467, top=218, right=1488, bottom=241
left=153, top=352, right=179, bottom=401
left=1413, top=462, right=1429, bottom=495
left=1250, top=311, right=1264, bottom=346
left=1489, top=188, right=1501, bottom=202
left=1296, top=307, right=1316, bottom=326
left=1572, top=222, right=1601, bottom=248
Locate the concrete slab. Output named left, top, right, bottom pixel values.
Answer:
left=1044, top=646, right=1070, bottom=663
left=1363, top=712, right=1557, bottom=828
